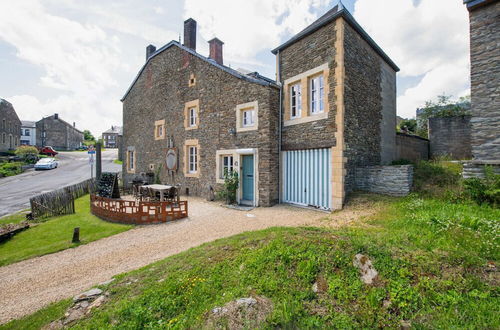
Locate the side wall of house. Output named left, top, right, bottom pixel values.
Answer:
left=469, top=2, right=500, bottom=160
left=36, top=118, right=83, bottom=150
left=429, top=116, right=472, bottom=159
left=122, top=46, right=280, bottom=206
left=0, top=100, right=22, bottom=152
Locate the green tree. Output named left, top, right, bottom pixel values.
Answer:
left=398, top=119, right=417, bottom=134
left=14, top=145, right=39, bottom=163
left=83, top=130, right=95, bottom=141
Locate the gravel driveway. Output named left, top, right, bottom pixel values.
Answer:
left=0, top=197, right=329, bottom=324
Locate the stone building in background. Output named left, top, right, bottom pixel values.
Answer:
left=122, top=5, right=398, bottom=209
left=0, top=98, right=21, bottom=152
left=102, top=126, right=122, bottom=148
left=463, top=0, right=500, bottom=176
left=36, top=114, right=84, bottom=151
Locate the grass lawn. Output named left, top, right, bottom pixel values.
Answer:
left=4, top=193, right=498, bottom=329
left=113, top=159, right=122, bottom=165
left=0, top=210, right=30, bottom=226
left=0, top=196, right=132, bottom=267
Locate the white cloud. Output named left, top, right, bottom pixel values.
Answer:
left=183, top=0, right=330, bottom=68
left=354, top=0, right=470, bottom=118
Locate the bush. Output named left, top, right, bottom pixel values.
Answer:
left=218, top=170, right=239, bottom=204
left=0, top=162, right=23, bottom=177
left=463, top=166, right=500, bottom=207
left=15, top=145, right=39, bottom=164
left=414, top=160, right=462, bottom=193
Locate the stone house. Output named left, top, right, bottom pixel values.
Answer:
left=0, top=99, right=21, bottom=152
left=122, top=5, right=399, bottom=209
left=36, top=114, right=84, bottom=151
left=102, top=126, right=122, bottom=148
left=20, top=120, right=36, bottom=146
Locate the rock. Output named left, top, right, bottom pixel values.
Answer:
left=86, top=295, right=105, bottom=314
left=73, top=288, right=103, bottom=302
left=353, top=254, right=378, bottom=285
left=236, top=297, right=257, bottom=307
left=382, top=299, right=391, bottom=308
left=212, top=307, right=229, bottom=315
left=63, top=309, right=85, bottom=325
left=312, top=276, right=328, bottom=293
left=79, top=301, right=89, bottom=308
left=400, top=320, right=411, bottom=329
left=99, top=278, right=115, bottom=286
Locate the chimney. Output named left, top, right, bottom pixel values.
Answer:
left=73, top=122, right=75, bottom=127
left=54, top=113, right=58, bottom=119
left=208, top=38, right=224, bottom=65
left=146, top=44, right=156, bottom=60
left=183, top=18, right=197, bottom=51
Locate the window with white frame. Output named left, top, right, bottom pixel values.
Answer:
left=290, top=83, right=302, bottom=118
left=242, top=109, right=255, bottom=127
left=310, top=75, right=324, bottom=114
left=188, top=146, right=198, bottom=173
left=189, top=107, right=197, bottom=127
left=129, top=151, right=134, bottom=170
left=220, top=155, right=233, bottom=179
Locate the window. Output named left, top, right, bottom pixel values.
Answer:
left=290, top=83, right=302, bottom=118
left=154, top=119, right=165, bottom=140
left=184, top=100, right=199, bottom=130
left=24, top=129, right=30, bottom=136
left=188, top=73, right=196, bottom=87
left=127, top=150, right=135, bottom=172
left=242, top=109, right=255, bottom=127
left=188, top=146, right=197, bottom=173
left=236, top=101, right=259, bottom=132
left=310, top=75, right=324, bottom=114
left=2, top=133, right=5, bottom=143
left=189, top=107, right=197, bottom=127
left=220, top=155, right=233, bottom=179
left=2, top=119, right=4, bottom=130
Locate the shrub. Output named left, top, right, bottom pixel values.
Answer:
left=0, top=162, right=23, bottom=177
left=413, top=160, right=462, bottom=193
left=218, top=169, right=239, bottom=204
left=463, top=166, right=500, bottom=207
left=15, top=145, right=39, bottom=163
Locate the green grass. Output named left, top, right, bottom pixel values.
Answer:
left=113, top=159, right=123, bottom=165
left=4, top=194, right=498, bottom=329
left=0, top=196, right=132, bottom=266
left=0, top=210, right=30, bottom=226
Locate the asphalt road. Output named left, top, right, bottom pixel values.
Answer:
left=0, top=149, right=121, bottom=218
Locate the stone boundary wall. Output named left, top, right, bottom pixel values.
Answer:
left=429, top=116, right=471, bottom=160
left=395, top=133, right=429, bottom=162
left=355, top=165, right=413, bottom=196
left=462, top=161, right=500, bottom=179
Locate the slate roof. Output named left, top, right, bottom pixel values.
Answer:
left=271, top=5, right=400, bottom=72
left=103, top=126, right=123, bottom=135
left=121, top=41, right=279, bottom=101
left=464, top=0, right=497, bottom=10
left=21, top=120, right=36, bottom=128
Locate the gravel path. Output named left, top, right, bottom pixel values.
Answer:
left=0, top=197, right=329, bottom=324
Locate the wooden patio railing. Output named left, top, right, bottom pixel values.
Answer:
left=90, top=195, right=188, bottom=225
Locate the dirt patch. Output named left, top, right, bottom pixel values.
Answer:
left=206, top=296, right=273, bottom=329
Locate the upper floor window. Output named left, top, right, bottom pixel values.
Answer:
left=127, top=150, right=135, bottom=172
left=290, top=83, right=302, bottom=119
left=236, top=101, right=259, bottom=132
left=154, top=119, right=165, bottom=140
left=189, top=107, right=197, bottom=127
left=25, top=129, right=30, bottom=136
left=242, top=109, right=255, bottom=127
left=188, top=146, right=198, bottom=173
left=310, top=75, right=324, bottom=114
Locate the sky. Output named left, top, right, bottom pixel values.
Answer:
left=0, top=0, right=471, bottom=137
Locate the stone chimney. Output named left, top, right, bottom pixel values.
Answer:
left=146, top=44, right=156, bottom=61
left=73, top=122, right=75, bottom=127
left=208, top=38, right=224, bottom=65
left=54, top=113, right=58, bottom=119
left=183, top=18, right=197, bottom=51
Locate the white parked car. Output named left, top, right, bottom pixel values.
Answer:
left=34, top=158, right=58, bottom=170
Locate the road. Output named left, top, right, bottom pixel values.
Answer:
left=0, top=149, right=121, bottom=217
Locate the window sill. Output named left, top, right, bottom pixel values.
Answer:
left=185, top=172, right=200, bottom=178
left=284, top=111, right=328, bottom=127
left=185, top=125, right=199, bottom=131
left=236, top=126, right=258, bottom=133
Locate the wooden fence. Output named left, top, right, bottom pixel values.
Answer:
left=90, top=195, right=188, bottom=225
left=30, top=179, right=96, bottom=219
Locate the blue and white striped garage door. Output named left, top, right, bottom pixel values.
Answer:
left=283, top=148, right=332, bottom=210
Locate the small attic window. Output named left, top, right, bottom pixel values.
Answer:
left=188, top=73, right=196, bottom=87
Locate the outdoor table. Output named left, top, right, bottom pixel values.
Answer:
left=140, top=184, right=173, bottom=201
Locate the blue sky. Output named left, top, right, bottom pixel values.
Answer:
left=0, top=0, right=470, bottom=136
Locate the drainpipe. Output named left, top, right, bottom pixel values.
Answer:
left=277, top=50, right=283, bottom=203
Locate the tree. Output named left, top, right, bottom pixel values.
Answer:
left=83, top=130, right=95, bottom=141
left=398, top=119, right=417, bottom=134
left=15, top=145, right=39, bottom=164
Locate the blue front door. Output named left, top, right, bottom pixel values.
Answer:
left=241, top=155, right=254, bottom=202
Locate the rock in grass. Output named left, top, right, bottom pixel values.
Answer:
left=353, top=254, right=378, bottom=285
left=312, top=275, right=328, bottom=293
left=73, top=288, right=103, bottom=302
left=208, top=296, right=272, bottom=329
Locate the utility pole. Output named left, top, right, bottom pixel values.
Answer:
left=96, top=141, right=102, bottom=180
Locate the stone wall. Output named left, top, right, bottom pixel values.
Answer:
left=0, top=99, right=21, bottom=152
left=428, top=116, right=471, bottom=159
left=35, top=115, right=84, bottom=150
left=468, top=2, right=500, bottom=160
left=462, top=161, right=500, bottom=179
left=355, top=165, right=413, bottom=196
left=395, top=133, right=429, bottom=162
left=122, top=45, right=280, bottom=206
left=380, top=60, right=397, bottom=164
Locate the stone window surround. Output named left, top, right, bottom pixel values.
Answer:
left=235, top=101, right=259, bottom=133
left=283, top=62, right=330, bottom=127
left=184, top=139, right=200, bottom=178
left=126, top=146, right=136, bottom=174
left=215, top=148, right=259, bottom=206
left=188, top=73, right=196, bottom=87
left=184, top=99, right=200, bottom=130
left=154, top=119, right=165, bottom=140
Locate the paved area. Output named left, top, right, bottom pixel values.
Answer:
left=0, top=149, right=120, bottom=217
left=0, top=198, right=329, bottom=324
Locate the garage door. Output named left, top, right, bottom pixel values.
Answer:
left=283, top=148, right=332, bottom=210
